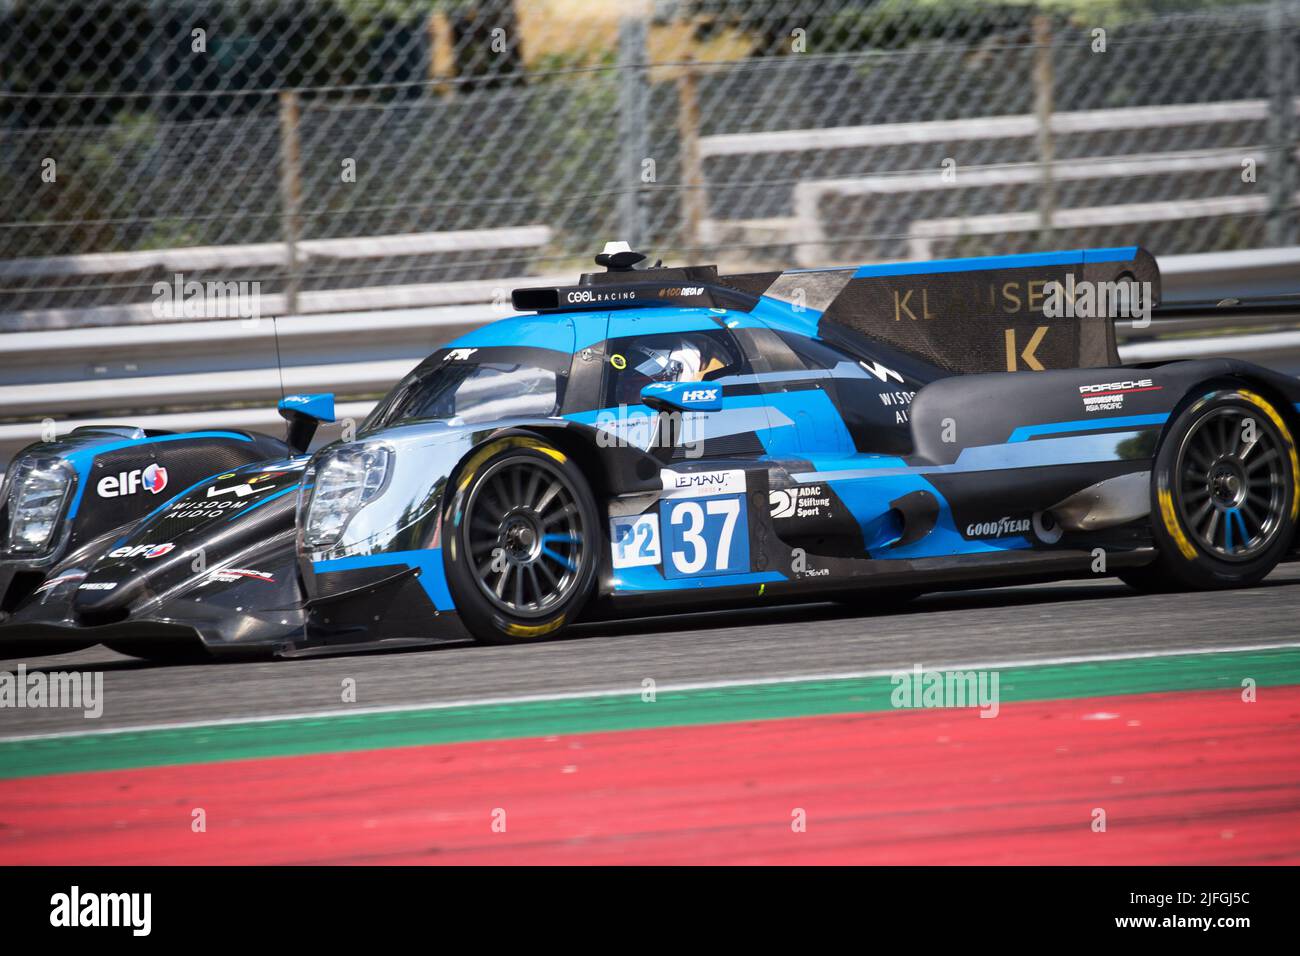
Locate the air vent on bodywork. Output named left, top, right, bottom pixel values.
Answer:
left=671, top=432, right=765, bottom=459
left=511, top=287, right=561, bottom=312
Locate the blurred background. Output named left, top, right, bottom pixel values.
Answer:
left=0, top=0, right=1298, bottom=464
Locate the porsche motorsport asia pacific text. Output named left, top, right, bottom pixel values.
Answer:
left=1, top=244, right=1298, bottom=660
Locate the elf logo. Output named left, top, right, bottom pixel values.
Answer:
left=96, top=463, right=168, bottom=498
left=107, top=542, right=175, bottom=560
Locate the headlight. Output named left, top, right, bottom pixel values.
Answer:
left=302, top=443, right=392, bottom=549
left=5, top=456, right=74, bottom=556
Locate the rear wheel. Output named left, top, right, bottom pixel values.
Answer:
left=443, top=437, right=599, bottom=644
left=1121, top=387, right=1298, bottom=592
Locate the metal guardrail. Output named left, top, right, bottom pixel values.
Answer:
left=0, top=227, right=557, bottom=332
left=696, top=97, right=1300, bottom=264
left=0, top=248, right=1298, bottom=468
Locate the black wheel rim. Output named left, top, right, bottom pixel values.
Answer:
left=1175, top=404, right=1287, bottom=562
left=465, top=457, right=586, bottom=617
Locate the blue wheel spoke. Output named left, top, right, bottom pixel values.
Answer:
left=1233, top=510, right=1250, bottom=548
left=540, top=546, right=577, bottom=572
left=542, top=532, right=582, bottom=545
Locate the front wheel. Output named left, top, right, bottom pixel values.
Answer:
left=442, top=436, right=599, bottom=644
left=1122, top=387, right=1299, bottom=592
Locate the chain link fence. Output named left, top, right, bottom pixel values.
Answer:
left=1, top=0, right=1297, bottom=322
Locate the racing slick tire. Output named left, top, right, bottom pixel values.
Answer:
left=443, top=436, right=600, bottom=645
left=1121, top=386, right=1299, bottom=593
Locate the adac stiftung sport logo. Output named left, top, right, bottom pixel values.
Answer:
left=96, top=463, right=169, bottom=499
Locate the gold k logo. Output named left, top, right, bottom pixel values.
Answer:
left=1004, top=327, right=1048, bottom=370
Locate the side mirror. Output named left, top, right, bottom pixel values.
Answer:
left=639, top=381, right=723, bottom=414
left=278, top=393, right=335, bottom=454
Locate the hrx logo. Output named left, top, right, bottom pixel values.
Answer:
left=96, top=463, right=168, bottom=498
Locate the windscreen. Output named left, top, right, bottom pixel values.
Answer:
left=364, top=348, right=567, bottom=431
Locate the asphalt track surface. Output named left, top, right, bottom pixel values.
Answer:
left=4, top=564, right=1300, bottom=738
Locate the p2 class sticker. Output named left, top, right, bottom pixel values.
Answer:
left=660, top=468, right=746, bottom=499
left=609, top=513, right=662, bottom=569
left=660, top=493, right=750, bottom=579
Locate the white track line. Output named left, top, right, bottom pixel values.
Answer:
left=2, top=639, right=1298, bottom=745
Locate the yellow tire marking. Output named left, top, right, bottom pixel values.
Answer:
left=1238, top=389, right=1300, bottom=520
left=1158, top=486, right=1197, bottom=560
left=456, top=436, right=565, bottom=494
left=504, top=615, right=566, bottom=639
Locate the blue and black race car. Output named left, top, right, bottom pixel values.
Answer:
left=2, top=244, right=1298, bottom=659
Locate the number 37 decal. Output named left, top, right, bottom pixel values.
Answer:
left=661, top=494, right=750, bottom=579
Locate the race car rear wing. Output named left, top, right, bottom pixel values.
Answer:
left=723, top=247, right=1161, bottom=374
